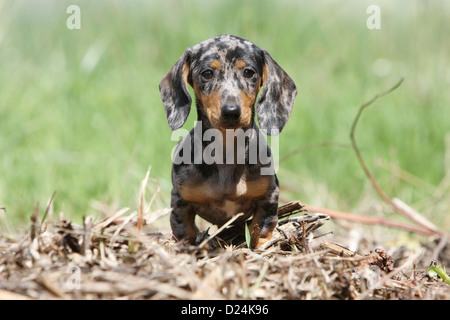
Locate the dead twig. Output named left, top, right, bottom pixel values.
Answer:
left=350, top=78, right=403, bottom=208
left=305, top=204, right=436, bottom=236
left=391, top=198, right=440, bottom=233
left=137, top=167, right=151, bottom=232
left=198, top=212, right=244, bottom=249
left=277, top=201, right=307, bottom=219
left=320, top=239, right=362, bottom=257
left=82, top=216, right=92, bottom=256
left=40, top=191, right=57, bottom=226
left=431, top=234, right=448, bottom=261
left=355, top=248, right=425, bottom=300
left=35, top=275, right=68, bottom=299
left=30, top=202, right=40, bottom=241
left=350, top=78, right=443, bottom=236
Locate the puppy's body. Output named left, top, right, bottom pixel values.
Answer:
left=171, top=121, right=278, bottom=243
left=160, top=35, right=297, bottom=248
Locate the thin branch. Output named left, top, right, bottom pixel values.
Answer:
left=349, top=78, right=443, bottom=236
left=40, top=191, right=57, bottom=226
left=304, top=205, right=436, bottom=236
left=355, top=248, right=425, bottom=300
left=350, top=78, right=404, bottom=206
left=198, top=212, right=244, bottom=249
left=137, top=167, right=151, bottom=232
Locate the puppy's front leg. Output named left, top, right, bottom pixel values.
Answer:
left=170, top=190, right=198, bottom=244
left=249, top=187, right=279, bottom=248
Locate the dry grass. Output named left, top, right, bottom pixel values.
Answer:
left=0, top=200, right=448, bottom=300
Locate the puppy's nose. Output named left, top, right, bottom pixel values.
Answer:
left=221, top=105, right=241, bottom=121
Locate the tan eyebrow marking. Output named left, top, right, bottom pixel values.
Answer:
left=210, top=60, right=221, bottom=69
left=236, top=60, right=246, bottom=69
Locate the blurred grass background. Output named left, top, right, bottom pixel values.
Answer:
left=0, top=0, right=449, bottom=232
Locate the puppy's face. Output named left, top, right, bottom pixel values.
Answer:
left=188, top=37, right=264, bottom=130
left=160, top=34, right=297, bottom=136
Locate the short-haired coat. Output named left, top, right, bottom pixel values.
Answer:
left=159, top=34, right=297, bottom=248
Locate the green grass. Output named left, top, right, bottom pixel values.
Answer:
left=0, top=0, right=449, bottom=231
left=428, top=263, right=450, bottom=285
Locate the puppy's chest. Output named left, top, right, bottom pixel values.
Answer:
left=178, top=167, right=270, bottom=203
left=179, top=170, right=271, bottom=225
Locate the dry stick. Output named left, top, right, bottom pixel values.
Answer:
left=355, top=247, right=425, bottom=300
left=30, top=201, right=40, bottom=241
left=198, top=212, right=244, bottom=249
left=137, top=167, right=151, bottom=232
left=349, top=78, right=443, bottom=236
left=129, top=167, right=151, bottom=251
left=40, top=191, right=57, bottom=226
left=82, top=216, right=92, bottom=256
left=304, top=205, right=436, bottom=236
left=391, top=198, right=439, bottom=233
left=278, top=200, right=436, bottom=236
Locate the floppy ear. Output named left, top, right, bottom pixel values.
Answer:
left=256, top=50, right=298, bottom=136
left=159, top=50, right=192, bottom=131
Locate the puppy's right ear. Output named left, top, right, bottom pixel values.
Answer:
left=159, top=50, right=192, bottom=131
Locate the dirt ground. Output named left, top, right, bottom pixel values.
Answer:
left=0, top=202, right=449, bottom=300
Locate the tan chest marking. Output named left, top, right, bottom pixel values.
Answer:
left=179, top=177, right=271, bottom=203
left=222, top=200, right=242, bottom=218
left=234, top=177, right=270, bottom=199
left=179, top=182, right=216, bottom=203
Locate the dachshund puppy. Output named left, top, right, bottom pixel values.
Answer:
left=159, top=34, right=297, bottom=248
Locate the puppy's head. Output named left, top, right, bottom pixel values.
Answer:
left=159, top=34, right=297, bottom=135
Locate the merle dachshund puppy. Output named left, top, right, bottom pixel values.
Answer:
left=159, top=35, right=297, bottom=248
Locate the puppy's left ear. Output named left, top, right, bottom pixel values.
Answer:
left=159, top=50, right=192, bottom=131
left=256, top=50, right=298, bottom=136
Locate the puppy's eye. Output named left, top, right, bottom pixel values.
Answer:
left=201, top=69, right=214, bottom=80
left=243, top=68, right=255, bottom=78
